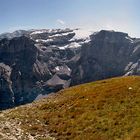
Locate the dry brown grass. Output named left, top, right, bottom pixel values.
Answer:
left=4, top=76, right=140, bottom=140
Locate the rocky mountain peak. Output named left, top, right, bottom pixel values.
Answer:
left=0, top=28, right=140, bottom=109
left=90, top=30, right=131, bottom=44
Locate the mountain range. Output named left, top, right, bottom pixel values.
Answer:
left=0, top=28, right=140, bottom=109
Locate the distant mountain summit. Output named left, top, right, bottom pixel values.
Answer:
left=0, top=28, right=140, bottom=109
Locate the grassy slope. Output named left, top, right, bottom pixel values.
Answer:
left=2, top=76, right=140, bottom=140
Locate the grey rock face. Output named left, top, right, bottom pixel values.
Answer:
left=71, top=30, right=134, bottom=84
left=0, top=63, right=14, bottom=109
left=0, top=29, right=140, bottom=109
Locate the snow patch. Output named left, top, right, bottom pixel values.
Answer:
left=55, top=66, right=60, bottom=71
left=125, top=62, right=133, bottom=71
left=67, top=67, right=71, bottom=71
left=68, top=42, right=81, bottom=48
left=31, top=30, right=48, bottom=35
left=58, top=46, right=66, bottom=50
left=125, top=36, right=134, bottom=43
left=133, top=45, right=140, bottom=54
left=35, top=39, right=53, bottom=43
left=73, top=28, right=93, bottom=40
left=55, top=65, right=71, bottom=72
left=58, top=42, right=81, bottom=50
left=49, top=32, right=73, bottom=38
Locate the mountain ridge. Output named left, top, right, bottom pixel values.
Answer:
left=0, top=28, right=140, bottom=109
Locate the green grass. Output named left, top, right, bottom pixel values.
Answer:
left=4, top=76, right=140, bottom=140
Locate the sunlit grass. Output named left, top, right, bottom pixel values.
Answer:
left=5, top=76, right=140, bottom=140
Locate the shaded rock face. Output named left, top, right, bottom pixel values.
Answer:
left=0, top=63, right=14, bottom=109
left=71, top=30, right=135, bottom=84
left=0, top=29, right=140, bottom=109
left=0, top=37, right=38, bottom=108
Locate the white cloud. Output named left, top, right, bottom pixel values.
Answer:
left=68, top=17, right=140, bottom=38
left=57, top=19, right=65, bottom=25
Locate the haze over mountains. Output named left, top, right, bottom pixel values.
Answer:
left=0, top=28, right=140, bottom=109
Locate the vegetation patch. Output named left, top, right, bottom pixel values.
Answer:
left=3, top=76, right=140, bottom=140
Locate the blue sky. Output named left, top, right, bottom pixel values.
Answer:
left=0, top=0, right=140, bottom=37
